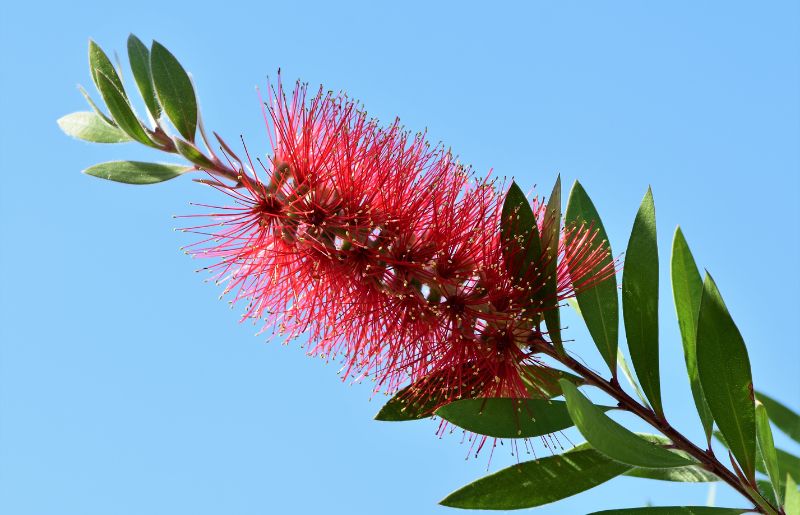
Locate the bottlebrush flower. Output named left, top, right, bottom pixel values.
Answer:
left=182, top=78, right=615, bottom=410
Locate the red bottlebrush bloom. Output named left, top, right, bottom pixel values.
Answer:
left=182, top=78, right=615, bottom=411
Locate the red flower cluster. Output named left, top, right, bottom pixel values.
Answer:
left=183, top=79, right=613, bottom=408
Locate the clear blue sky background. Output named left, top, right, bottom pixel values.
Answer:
left=1, top=1, right=798, bottom=514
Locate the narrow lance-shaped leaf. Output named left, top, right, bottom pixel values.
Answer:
left=559, top=379, right=692, bottom=468
left=501, top=182, right=541, bottom=284
left=174, top=138, right=216, bottom=169
left=127, top=34, right=161, bottom=121
left=786, top=475, right=800, bottom=515
left=542, top=175, right=563, bottom=350
left=696, top=273, right=756, bottom=480
left=756, top=391, right=800, bottom=444
left=756, top=401, right=783, bottom=506
left=622, top=188, right=662, bottom=416
left=83, top=161, right=191, bottom=185
left=715, top=430, right=800, bottom=487
left=94, top=71, right=158, bottom=148
left=151, top=41, right=198, bottom=141
left=565, top=181, right=618, bottom=375
left=671, top=227, right=714, bottom=443
left=78, top=85, right=116, bottom=127
left=617, top=349, right=652, bottom=410
left=57, top=112, right=132, bottom=143
left=435, top=398, right=610, bottom=439
left=573, top=434, right=720, bottom=483
left=375, top=366, right=581, bottom=422
left=88, top=40, right=125, bottom=95
left=624, top=463, right=719, bottom=483
left=440, top=449, right=630, bottom=510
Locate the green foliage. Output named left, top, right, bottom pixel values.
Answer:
left=617, top=349, right=652, bottom=409
left=440, top=449, right=629, bottom=509
left=501, top=182, right=542, bottom=287
left=127, top=34, right=162, bottom=120
left=94, top=71, right=158, bottom=147
left=786, top=475, right=800, bottom=515
left=622, top=188, right=662, bottom=416
left=83, top=161, right=190, bottom=184
left=435, top=398, right=602, bottom=439
left=560, top=380, right=692, bottom=468
left=756, top=401, right=783, bottom=505
left=565, top=181, right=619, bottom=374
left=88, top=40, right=125, bottom=95
left=150, top=41, right=198, bottom=141
left=696, top=274, right=756, bottom=480
left=174, top=138, right=216, bottom=168
left=757, top=391, right=800, bottom=444
left=374, top=367, right=581, bottom=422
left=671, top=227, right=715, bottom=443
left=542, top=175, right=563, bottom=350
left=624, top=462, right=718, bottom=482
left=57, top=112, right=132, bottom=143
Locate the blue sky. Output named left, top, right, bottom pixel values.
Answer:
left=1, top=1, right=798, bottom=514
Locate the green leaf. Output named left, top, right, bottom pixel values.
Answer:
left=436, top=398, right=605, bottom=439
left=624, top=464, right=719, bottom=483
left=564, top=181, right=618, bottom=374
left=756, top=391, right=800, bottom=444
left=439, top=448, right=630, bottom=509
left=78, top=85, right=116, bottom=127
left=671, top=227, right=714, bottom=443
left=374, top=364, right=486, bottom=422
left=622, top=188, right=662, bottom=416
left=174, top=138, right=216, bottom=169
left=758, top=479, right=778, bottom=506
left=588, top=508, right=749, bottom=514
left=786, top=475, right=800, bottom=515
left=88, top=40, right=125, bottom=96
left=127, top=34, right=161, bottom=121
left=521, top=367, right=584, bottom=399
left=542, top=175, right=563, bottom=350
left=150, top=41, right=197, bottom=141
left=716, top=430, right=800, bottom=484
left=756, top=401, right=783, bottom=505
left=57, top=112, right=132, bottom=143
left=83, top=161, right=190, bottom=185
left=94, top=71, right=157, bottom=148
left=777, top=449, right=800, bottom=484
left=560, top=379, right=692, bottom=468
left=618, top=348, right=652, bottom=410
left=501, top=182, right=542, bottom=286
left=696, top=273, right=756, bottom=480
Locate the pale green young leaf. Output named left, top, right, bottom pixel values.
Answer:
left=57, top=112, right=132, bottom=143
left=756, top=401, right=783, bottom=505
left=756, top=391, right=800, bottom=444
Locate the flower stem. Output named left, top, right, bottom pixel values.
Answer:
left=533, top=342, right=782, bottom=515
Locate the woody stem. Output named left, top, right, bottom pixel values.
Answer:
left=533, top=342, right=781, bottom=515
